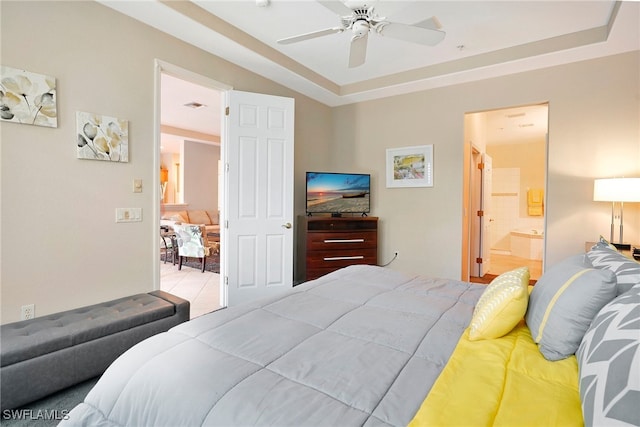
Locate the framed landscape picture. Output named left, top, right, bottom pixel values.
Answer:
left=386, top=145, right=433, bottom=188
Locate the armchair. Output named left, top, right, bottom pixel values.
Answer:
left=173, top=223, right=216, bottom=273
left=160, top=226, right=176, bottom=264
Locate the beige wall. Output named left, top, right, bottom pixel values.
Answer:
left=1, top=2, right=638, bottom=323
left=0, top=1, right=332, bottom=323
left=182, top=141, right=220, bottom=212
left=332, top=52, right=640, bottom=279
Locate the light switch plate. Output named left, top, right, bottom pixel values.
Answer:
left=116, top=208, right=142, bottom=223
left=133, top=179, right=143, bottom=193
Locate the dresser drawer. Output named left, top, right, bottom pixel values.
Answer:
left=307, top=231, right=377, bottom=251
left=306, top=247, right=377, bottom=280
left=306, top=248, right=377, bottom=269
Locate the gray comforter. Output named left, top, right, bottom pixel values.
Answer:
left=61, top=265, right=484, bottom=426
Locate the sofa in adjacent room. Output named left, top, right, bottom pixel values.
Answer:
left=161, top=209, right=220, bottom=237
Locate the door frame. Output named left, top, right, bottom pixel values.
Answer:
left=470, top=146, right=483, bottom=278
left=462, top=103, right=549, bottom=282
left=153, top=60, right=232, bottom=307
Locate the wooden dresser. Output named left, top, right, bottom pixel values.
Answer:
left=300, top=216, right=378, bottom=281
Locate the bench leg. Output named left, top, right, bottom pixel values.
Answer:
left=201, top=256, right=206, bottom=273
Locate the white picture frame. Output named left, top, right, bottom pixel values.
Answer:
left=386, top=145, right=433, bottom=188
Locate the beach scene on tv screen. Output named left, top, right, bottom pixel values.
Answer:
left=307, top=173, right=370, bottom=213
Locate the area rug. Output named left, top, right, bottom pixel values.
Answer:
left=1, top=377, right=99, bottom=427
left=161, top=253, right=220, bottom=274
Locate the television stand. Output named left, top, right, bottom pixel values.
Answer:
left=299, top=216, right=378, bottom=280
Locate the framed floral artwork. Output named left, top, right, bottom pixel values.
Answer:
left=0, top=65, right=57, bottom=128
left=386, top=145, right=433, bottom=188
left=76, top=111, right=129, bottom=162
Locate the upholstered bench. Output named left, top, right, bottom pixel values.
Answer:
left=0, top=291, right=190, bottom=410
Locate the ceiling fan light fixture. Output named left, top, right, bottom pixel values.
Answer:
left=352, top=20, right=370, bottom=38
left=278, top=2, right=445, bottom=67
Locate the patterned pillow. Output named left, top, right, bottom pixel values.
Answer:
left=468, top=267, right=529, bottom=340
left=576, top=284, right=640, bottom=426
left=526, top=255, right=617, bottom=361
left=188, top=210, right=212, bottom=225
left=587, top=237, right=640, bottom=295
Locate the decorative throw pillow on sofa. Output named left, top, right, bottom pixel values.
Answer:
left=169, top=214, right=186, bottom=223
left=468, top=267, right=530, bottom=341
left=188, top=210, right=212, bottom=225
left=525, top=255, right=617, bottom=361
left=576, top=284, right=640, bottom=426
left=587, top=237, right=640, bottom=295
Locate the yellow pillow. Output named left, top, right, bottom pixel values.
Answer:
left=468, top=266, right=530, bottom=340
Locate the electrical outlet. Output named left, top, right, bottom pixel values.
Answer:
left=21, top=304, right=35, bottom=320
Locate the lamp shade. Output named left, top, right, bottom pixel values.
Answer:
left=593, top=178, right=640, bottom=202
left=160, top=168, right=169, bottom=183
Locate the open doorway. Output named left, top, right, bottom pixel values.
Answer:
left=157, top=68, right=225, bottom=318
left=463, top=103, right=548, bottom=284
left=155, top=63, right=296, bottom=309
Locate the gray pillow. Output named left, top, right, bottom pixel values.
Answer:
left=525, top=255, right=617, bottom=361
left=587, top=240, right=640, bottom=295
left=576, top=284, right=640, bottom=426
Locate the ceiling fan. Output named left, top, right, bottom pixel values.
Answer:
left=277, top=1, right=445, bottom=68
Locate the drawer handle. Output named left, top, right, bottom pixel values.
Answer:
left=323, top=255, right=365, bottom=261
left=323, top=239, right=365, bottom=243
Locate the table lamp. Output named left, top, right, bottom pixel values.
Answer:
left=160, top=167, right=169, bottom=201
left=593, top=177, right=640, bottom=250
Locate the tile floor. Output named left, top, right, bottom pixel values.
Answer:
left=160, top=261, right=222, bottom=319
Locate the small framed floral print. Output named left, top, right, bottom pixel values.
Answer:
left=76, top=111, right=129, bottom=162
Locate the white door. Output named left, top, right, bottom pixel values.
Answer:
left=223, top=90, right=294, bottom=306
left=479, top=153, right=493, bottom=277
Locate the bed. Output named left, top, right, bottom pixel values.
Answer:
left=61, top=244, right=640, bottom=426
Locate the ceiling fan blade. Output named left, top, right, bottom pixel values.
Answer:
left=413, top=16, right=443, bottom=31
left=277, top=27, right=344, bottom=45
left=318, top=1, right=353, bottom=17
left=348, top=33, right=368, bottom=68
left=379, top=22, right=445, bottom=46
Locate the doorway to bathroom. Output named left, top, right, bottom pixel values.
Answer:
left=463, top=103, right=548, bottom=283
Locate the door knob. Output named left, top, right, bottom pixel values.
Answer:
left=282, top=222, right=292, bottom=229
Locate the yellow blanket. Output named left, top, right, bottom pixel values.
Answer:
left=409, top=321, right=582, bottom=426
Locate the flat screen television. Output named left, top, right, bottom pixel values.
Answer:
left=306, top=172, right=370, bottom=216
